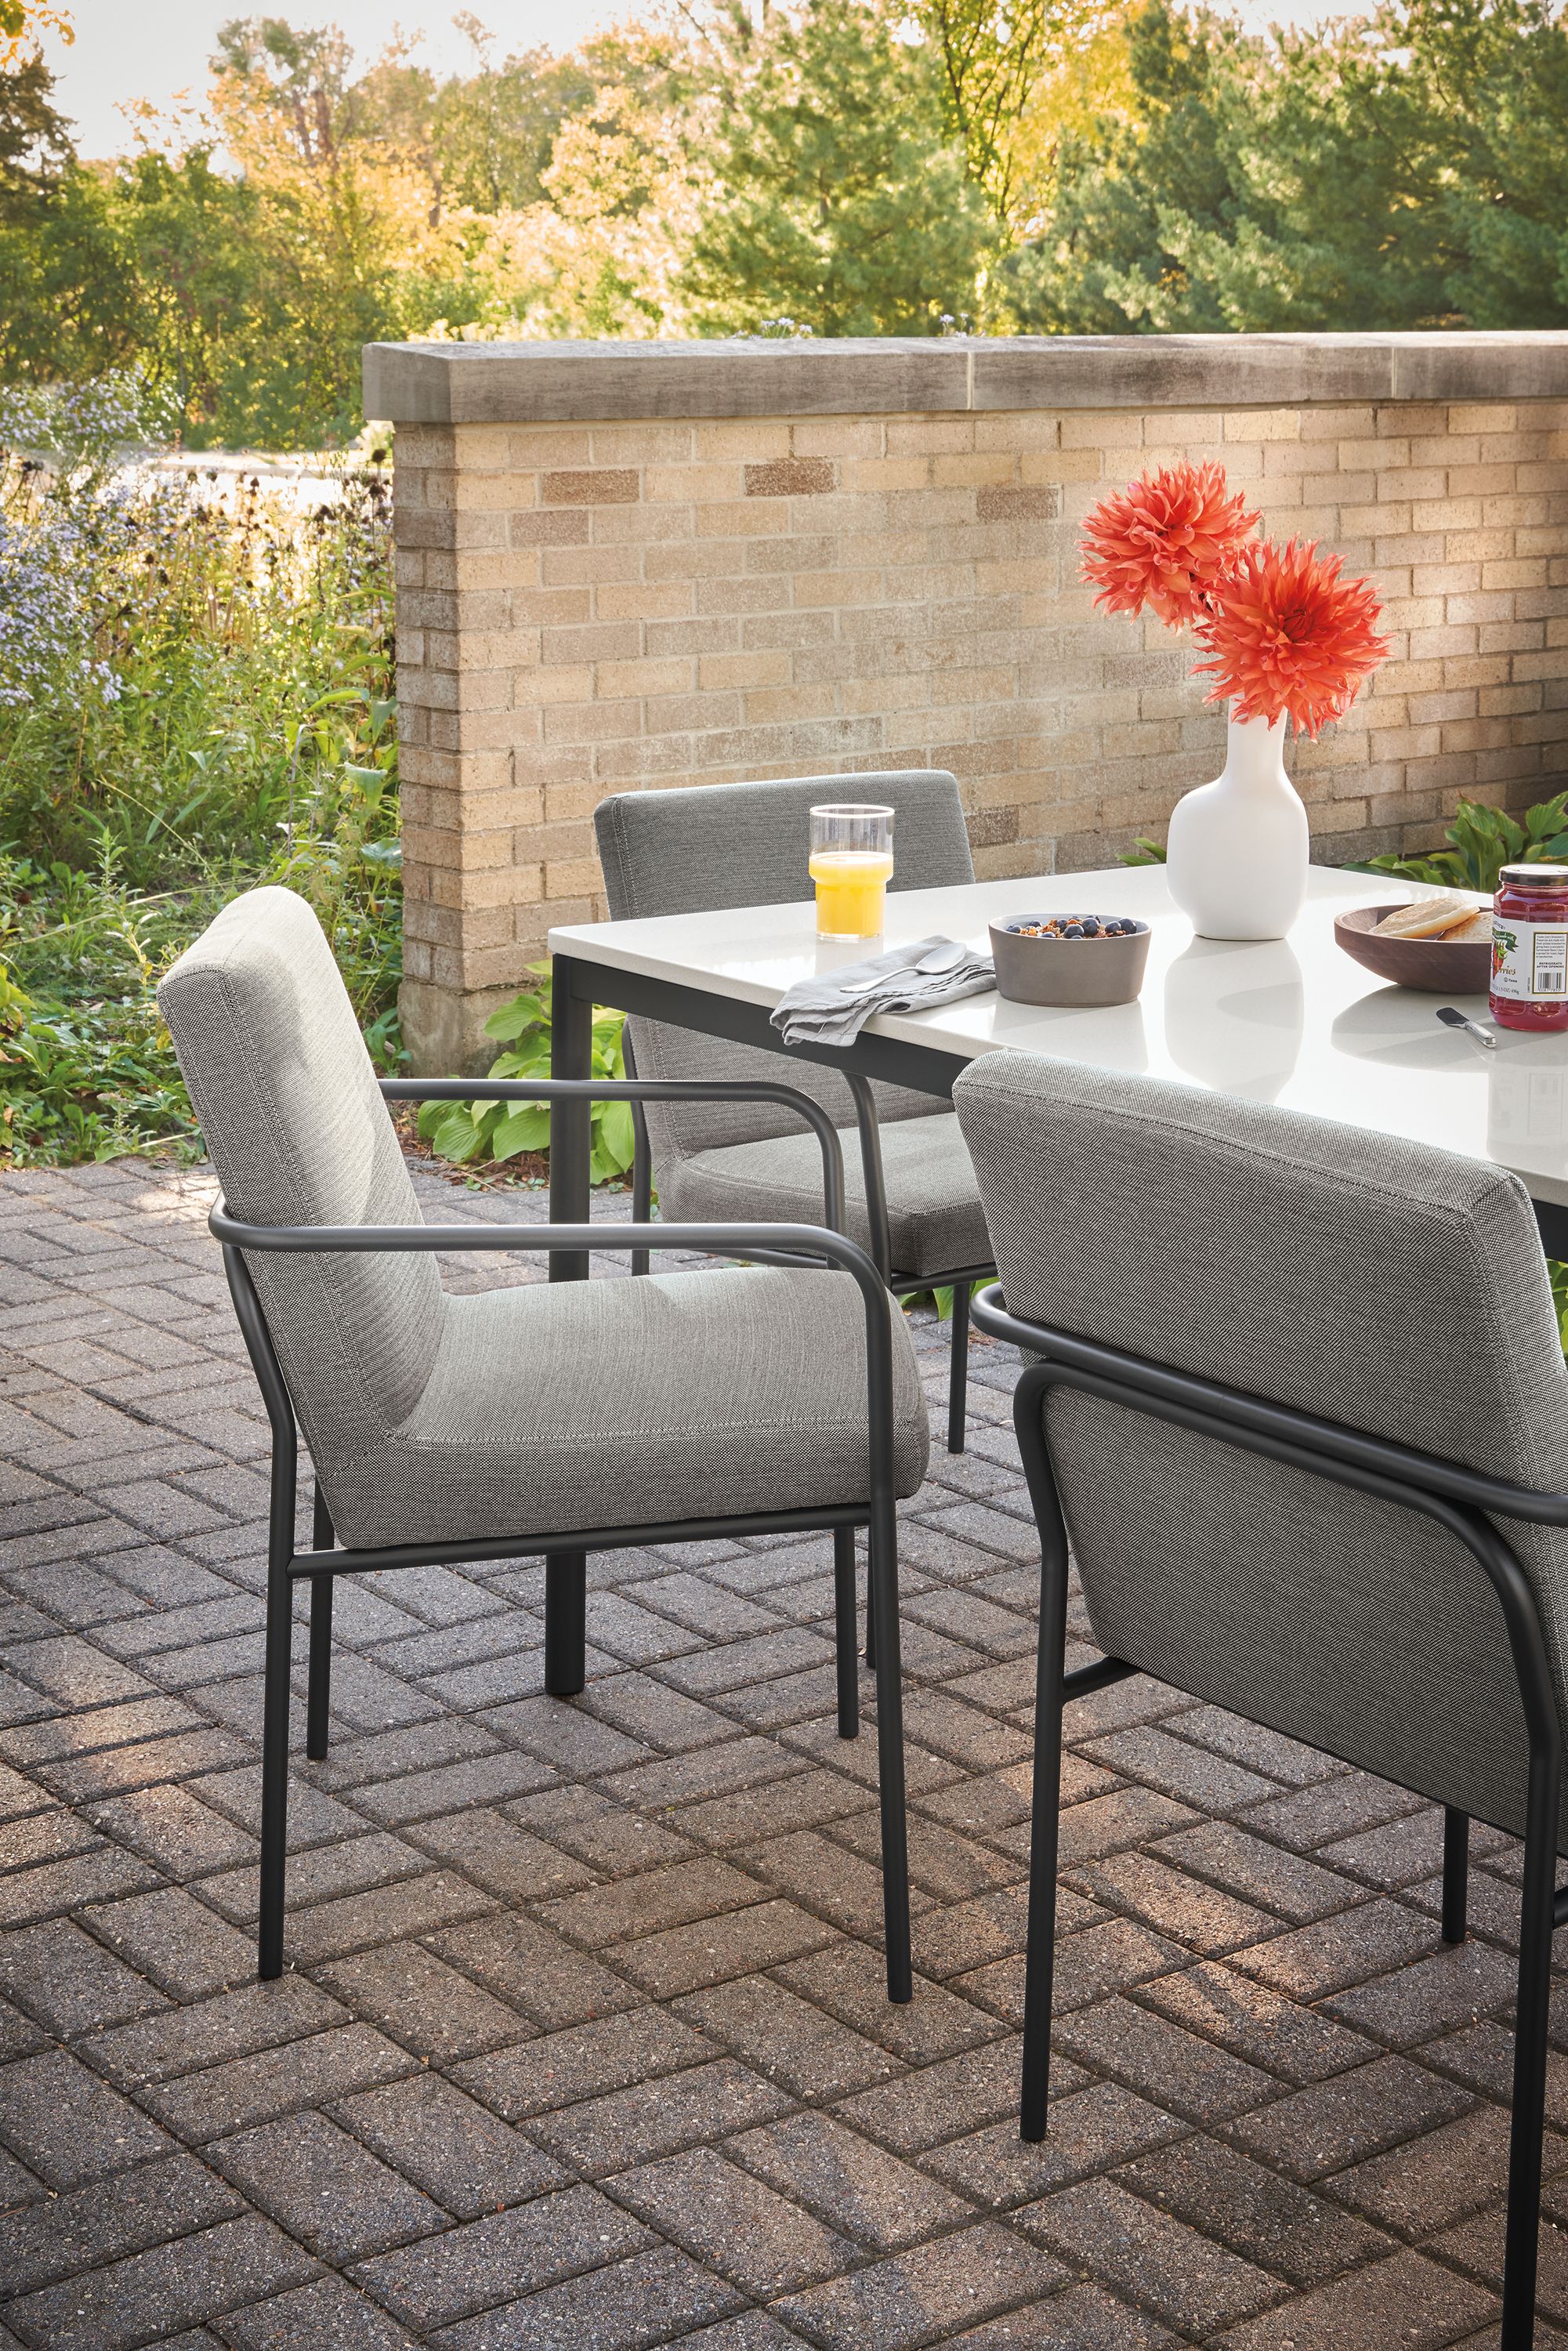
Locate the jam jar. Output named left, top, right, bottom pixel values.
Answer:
left=1491, top=864, right=1568, bottom=1033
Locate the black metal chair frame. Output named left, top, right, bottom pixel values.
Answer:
left=211, top=1072, right=912, bottom=2005
left=625, top=1034, right=991, bottom=1456
left=971, top=1281, right=1568, bottom=2349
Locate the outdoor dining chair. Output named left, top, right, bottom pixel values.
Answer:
left=956, top=1047, right=1568, bottom=2349
left=594, top=770, right=994, bottom=1454
left=158, top=885, right=929, bottom=1995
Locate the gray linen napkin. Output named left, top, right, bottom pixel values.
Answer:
left=771, top=935, right=995, bottom=1049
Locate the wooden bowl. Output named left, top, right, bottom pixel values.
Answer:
left=1334, top=902, right=1492, bottom=994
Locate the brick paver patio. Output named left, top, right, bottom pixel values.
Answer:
left=1, top=1155, right=1563, bottom=2349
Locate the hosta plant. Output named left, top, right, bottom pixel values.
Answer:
left=418, top=968, right=637, bottom=1185
left=1364, top=790, right=1568, bottom=897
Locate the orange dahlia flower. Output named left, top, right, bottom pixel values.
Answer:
left=1081, top=460, right=1260, bottom=630
left=1193, top=537, right=1389, bottom=737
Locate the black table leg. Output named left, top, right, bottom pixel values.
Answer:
left=550, top=954, right=594, bottom=1278
left=545, top=955, right=593, bottom=1694
left=1534, top=1198, right=1568, bottom=1264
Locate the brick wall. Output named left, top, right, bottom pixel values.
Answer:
left=375, top=340, right=1568, bottom=1069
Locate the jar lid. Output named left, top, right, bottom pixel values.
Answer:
left=1500, top=864, right=1568, bottom=888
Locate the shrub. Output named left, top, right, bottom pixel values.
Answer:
left=418, top=970, right=638, bottom=1186
left=0, top=376, right=402, bottom=1165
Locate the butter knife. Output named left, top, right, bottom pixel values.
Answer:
left=1436, top=1005, right=1497, bottom=1051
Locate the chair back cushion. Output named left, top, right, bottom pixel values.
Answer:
left=159, top=886, right=442, bottom=1494
left=953, top=1049, right=1568, bottom=1844
left=595, top=772, right=974, bottom=1155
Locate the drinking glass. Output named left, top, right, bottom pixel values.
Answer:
left=809, top=804, right=895, bottom=940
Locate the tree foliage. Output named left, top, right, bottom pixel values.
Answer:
left=909, top=0, right=1108, bottom=225
left=681, top=0, right=989, bottom=335
left=0, top=0, right=1566, bottom=446
left=0, top=0, right=70, bottom=72
left=1002, top=0, right=1568, bottom=332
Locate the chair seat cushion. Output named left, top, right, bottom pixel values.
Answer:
left=657, top=1111, right=990, bottom=1282
left=321, top=1263, right=930, bottom=1549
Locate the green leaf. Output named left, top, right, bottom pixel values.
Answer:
left=491, top=1103, right=551, bottom=1158
left=488, top=1042, right=550, bottom=1081
left=430, top=1108, right=485, bottom=1163
left=484, top=992, right=547, bottom=1041
left=1525, top=793, right=1568, bottom=844
left=596, top=1097, right=636, bottom=1172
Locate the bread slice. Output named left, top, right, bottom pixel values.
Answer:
left=1373, top=895, right=1476, bottom=940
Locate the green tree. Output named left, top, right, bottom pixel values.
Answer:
left=0, top=63, right=139, bottom=379
left=428, top=14, right=593, bottom=214
left=682, top=0, right=989, bottom=335
left=1001, top=0, right=1568, bottom=334
left=0, top=50, right=68, bottom=212
left=1400, top=0, right=1568, bottom=326
left=105, top=150, right=262, bottom=441
left=910, top=0, right=1104, bottom=225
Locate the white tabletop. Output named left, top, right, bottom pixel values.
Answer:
left=550, top=864, right=1568, bottom=1212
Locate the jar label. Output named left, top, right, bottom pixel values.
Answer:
left=1492, top=916, right=1568, bottom=1001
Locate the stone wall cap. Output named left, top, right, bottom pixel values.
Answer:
left=364, top=331, right=1568, bottom=424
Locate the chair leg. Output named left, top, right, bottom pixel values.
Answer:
left=864, top=1559, right=876, bottom=1670
left=631, top=1104, right=652, bottom=1278
left=1020, top=1538, right=1070, bottom=2137
left=947, top=1281, right=970, bottom=1455
left=833, top=1527, right=859, bottom=1740
left=1016, top=1368, right=1072, bottom=2141
left=867, top=1498, right=911, bottom=2003
left=306, top=1578, right=334, bottom=1763
left=1502, top=1747, right=1557, bottom=2346
left=306, top=1485, right=334, bottom=1764
left=1442, top=1806, right=1468, bottom=1943
left=545, top=1552, right=586, bottom=1695
left=258, top=1545, right=294, bottom=1981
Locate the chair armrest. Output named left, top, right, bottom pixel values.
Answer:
left=212, top=1202, right=872, bottom=1279
left=380, top=1076, right=845, bottom=1233
left=970, top=1281, right=1568, bottom=1531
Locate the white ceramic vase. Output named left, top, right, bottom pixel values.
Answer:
left=1165, top=705, right=1309, bottom=941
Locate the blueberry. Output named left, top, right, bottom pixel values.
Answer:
left=1063, top=922, right=1085, bottom=938
left=1081, top=918, right=1100, bottom=936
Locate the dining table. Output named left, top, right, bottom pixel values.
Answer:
left=547, top=860, right=1568, bottom=1264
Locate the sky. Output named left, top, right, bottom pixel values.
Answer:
left=42, top=0, right=634, bottom=156
left=45, top=0, right=1329, bottom=160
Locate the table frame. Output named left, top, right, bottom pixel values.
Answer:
left=547, top=947, right=1568, bottom=1262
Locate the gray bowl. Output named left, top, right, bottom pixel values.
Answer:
left=989, top=915, right=1151, bottom=1008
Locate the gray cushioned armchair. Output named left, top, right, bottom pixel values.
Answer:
left=594, top=771, right=994, bottom=1454
left=159, top=886, right=929, bottom=1995
left=956, top=1049, right=1568, bottom=2348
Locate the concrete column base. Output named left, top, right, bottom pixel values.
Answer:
left=398, top=978, right=515, bottom=1078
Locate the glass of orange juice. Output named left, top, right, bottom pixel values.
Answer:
left=809, top=803, right=895, bottom=940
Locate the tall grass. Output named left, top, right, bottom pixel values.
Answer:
left=0, top=377, right=402, bottom=1165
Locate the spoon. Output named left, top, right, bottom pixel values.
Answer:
left=1436, top=1005, right=1497, bottom=1051
left=840, top=940, right=973, bottom=998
